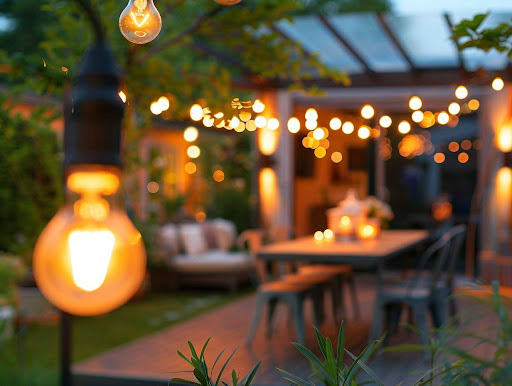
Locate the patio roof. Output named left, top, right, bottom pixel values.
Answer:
left=237, top=11, right=512, bottom=89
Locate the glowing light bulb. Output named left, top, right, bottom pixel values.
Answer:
left=150, top=101, right=162, bottom=115
left=157, top=96, right=170, bottom=111
left=118, top=91, right=127, bottom=103
left=313, top=128, right=325, bottom=140
left=305, top=108, right=318, bottom=121
left=267, top=118, right=280, bottom=131
left=33, top=167, right=146, bottom=316
left=361, top=104, right=375, bottom=119
left=412, top=111, right=424, bottom=123
left=183, top=126, right=199, bottom=142
left=455, top=85, right=468, bottom=100
left=190, top=104, right=203, bottom=121
left=252, top=100, right=265, bottom=113
left=214, top=0, right=241, bottom=4
left=492, top=77, right=505, bottom=91
left=497, top=125, right=512, bottom=152
left=287, top=117, right=300, bottom=133
left=119, top=0, right=162, bottom=44
left=305, top=120, right=317, bottom=131
left=398, top=121, right=411, bottom=134
left=437, top=111, right=450, bottom=125
left=448, top=102, right=461, bottom=115
left=187, top=145, right=201, bottom=158
left=379, top=116, right=392, bottom=128
left=342, top=121, right=354, bottom=134
left=409, top=96, right=422, bottom=111
left=358, top=125, right=371, bottom=139
left=329, top=118, right=342, bottom=131
left=255, top=116, right=267, bottom=129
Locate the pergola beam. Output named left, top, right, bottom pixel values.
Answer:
left=376, top=13, right=417, bottom=72
left=318, top=15, right=374, bottom=74
left=443, top=13, right=467, bottom=71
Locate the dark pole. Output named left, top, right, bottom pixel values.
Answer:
left=60, top=311, right=72, bottom=386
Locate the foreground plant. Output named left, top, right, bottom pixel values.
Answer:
left=171, top=338, right=261, bottom=386
left=278, top=322, right=384, bottom=386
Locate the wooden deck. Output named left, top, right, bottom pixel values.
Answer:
left=72, top=274, right=489, bottom=386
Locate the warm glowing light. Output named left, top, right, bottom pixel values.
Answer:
left=305, top=120, right=317, bottom=131
left=214, top=0, right=242, bottom=5
left=361, top=104, right=375, bottom=119
left=331, top=151, right=342, bottom=163
left=398, top=121, right=411, bottom=134
left=314, top=147, right=326, bottom=158
left=323, top=229, right=334, bottom=240
left=497, top=125, right=512, bottom=152
left=305, top=108, right=318, bottom=121
left=314, top=231, right=324, bottom=241
left=267, top=118, right=280, bottom=131
left=342, top=121, right=354, bottom=134
left=287, top=117, right=300, bottom=133
left=358, top=125, right=370, bottom=139
left=468, top=99, right=480, bottom=111
left=448, top=142, right=460, bottom=152
left=183, top=126, right=198, bottom=142
left=412, top=111, right=424, bottom=123
left=357, top=222, right=379, bottom=240
left=203, top=116, right=214, bottom=128
left=455, top=85, right=468, bottom=99
left=255, top=116, right=267, bottom=129
left=229, top=116, right=241, bottom=129
left=461, top=140, right=472, bottom=150
left=434, top=153, right=445, bottom=164
left=147, top=181, right=159, bottom=193
left=409, top=96, right=422, bottom=110
left=252, top=100, right=265, bottom=113
left=448, top=102, right=461, bottom=115
left=195, top=211, right=206, bottom=222
left=185, top=162, right=197, bottom=174
left=330, top=118, right=342, bottom=131
left=119, top=0, right=162, bottom=44
left=258, top=127, right=279, bottom=155
left=187, top=145, right=201, bottom=158
left=437, top=111, right=450, bottom=125
left=150, top=101, right=162, bottom=115
left=239, top=110, right=251, bottom=122
left=67, top=171, right=120, bottom=195
left=213, top=170, right=225, bottom=182
left=313, top=128, right=325, bottom=140
left=246, top=120, right=257, bottom=132
left=458, top=152, right=469, bottom=163
left=157, top=96, right=170, bottom=111
left=473, top=139, right=482, bottom=150
left=118, top=91, right=127, bottom=103
left=492, top=77, right=505, bottom=91
left=379, top=115, right=392, bottom=128
left=190, top=104, right=203, bottom=121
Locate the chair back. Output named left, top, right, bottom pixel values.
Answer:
left=236, top=229, right=268, bottom=283
left=267, top=225, right=290, bottom=243
left=444, top=224, right=467, bottom=286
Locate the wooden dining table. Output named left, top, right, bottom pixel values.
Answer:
left=257, top=229, right=430, bottom=341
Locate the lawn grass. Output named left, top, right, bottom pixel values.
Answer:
left=0, top=289, right=250, bottom=385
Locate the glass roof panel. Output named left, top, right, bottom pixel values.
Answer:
left=328, top=13, right=409, bottom=72
left=384, top=14, right=458, bottom=68
left=276, top=17, right=363, bottom=73
left=451, top=12, right=511, bottom=71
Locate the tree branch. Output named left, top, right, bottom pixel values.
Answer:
left=161, top=0, right=188, bottom=19
left=135, top=5, right=224, bottom=63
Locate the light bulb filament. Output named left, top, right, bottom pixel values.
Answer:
left=130, top=11, right=149, bottom=28
left=69, top=230, right=115, bottom=292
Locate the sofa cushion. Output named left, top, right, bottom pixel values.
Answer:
left=167, top=250, right=251, bottom=274
left=179, top=223, right=208, bottom=255
left=212, top=219, right=237, bottom=251
left=200, top=221, right=218, bottom=249
left=157, top=224, right=181, bottom=256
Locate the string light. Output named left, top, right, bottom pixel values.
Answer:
left=461, top=139, right=472, bottom=150
left=379, top=115, right=392, bottom=128
left=314, top=147, right=326, bottom=158
left=255, top=116, right=267, bottom=129
left=409, top=96, right=422, bottom=110
left=119, top=0, right=162, bottom=44
left=305, top=108, right=318, bottom=121
left=267, top=118, right=280, bottom=131
left=229, top=116, right=241, bottom=129
left=313, top=128, right=325, bottom=140
left=187, top=145, right=201, bottom=159
left=314, top=231, right=324, bottom=241
left=492, top=77, right=505, bottom=91
left=305, top=120, right=317, bottom=131
left=437, top=111, right=450, bottom=125
left=458, top=152, right=469, bottom=163
left=252, top=100, right=265, bottom=113
left=213, top=170, right=225, bottom=182
left=190, top=104, right=203, bottom=121
left=330, top=118, right=342, bottom=131
left=287, top=117, right=300, bottom=133
left=398, top=121, right=411, bottom=134
left=342, top=121, right=354, bottom=134
left=434, top=153, right=445, bottom=164
left=150, top=101, right=162, bottom=115
left=358, top=125, right=371, bottom=139
left=185, top=162, right=197, bottom=174
left=183, top=126, right=198, bottom=142
left=448, top=102, right=461, bottom=115
left=412, top=111, right=424, bottom=123
left=361, top=104, right=375, bottom=119
left=448, top=142, right=460, bottom=152
left=497, top=126, right=512, bottom=152
left=468, top=99, right=480, bottom=111
left=455, top=85, right=468, bottom=100
left=331, top=152, right=343, bottom=163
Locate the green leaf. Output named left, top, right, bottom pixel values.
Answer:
left=346, top=350, right=384, bottom=386
left=215, top=348, right=238, bottom=386
left=291, top=342, right=334, bottom=382
left=240, top=361, right=261, bottom=386
left=277, top=368, right=314, bottom=386
left=336, top=321, right=346, bottom=368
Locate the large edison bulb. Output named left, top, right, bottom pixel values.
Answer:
left=214, top=0, right=242, bottom=4
left=119, top=0, right=162, bottom=44
left=33, top=166, right=146, bottom=316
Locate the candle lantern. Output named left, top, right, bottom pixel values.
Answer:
left=326, top=189, right=366, bottom=241
left=356, top=218, right=381, bottom=241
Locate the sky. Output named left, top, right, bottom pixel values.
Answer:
left=393, top=0, right=512, bottom=15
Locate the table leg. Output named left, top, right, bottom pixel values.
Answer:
left=369, top=261, right=384, bottom=343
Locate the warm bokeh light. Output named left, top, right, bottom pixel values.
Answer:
left=147, top=181, right=159, bottom=193
left=245, top=120, right=257, bottom=132
left=195, top=211, right=206, bottom=222
left=258, top=127, right=279, bottom=155
left=455, top=85, right=468, bottom=99
left=119, top=0, right=162, bottom=44
left=234, top=121, right=245, bottom=132
left=190, top=104, right=204, bottom=121
left=492, top=77, right=505, bottom=91
left=358, top=125, right=371, bottom=139
left=420, top=111, right=435, bottom=128
left=361, top=104, right=375, bottom=119
left=183, top=126, right=198, bottom=142
left=314, top=147, right=327, bottom=158
left=398, top=121, right=411, bottom=134
left=461, top=139, right=472, bottom=150
left=305, top=120, right=318, bottom=131
left=255, top=116, right=267, bottom=129
left=468, top=99, right=480, bottom=111
left=497, top=125, right=512, bottom=152
left=150, top=101, right=162, bottom=115
left=458, top=152, right=469, bottom=163
left=323, top=229, right=334, bottom=240
left=187, top=145, right=201, bottom=158
left=184, top=162, right=197, bottom=174
left=305, top=108, right=318, bottom=121
left=448, top=102, right=461, bottom=115
left=331, top=151, right=343, bottom=163
left=252, top=99, right=265, bottom=113
left=448, top=142, right=460, bottom=152
left=342, top=121, right=354, bottom=134
left=330, top=117, right=342, bottom=131
left=157, top=96, right=170, bottom=111
left=228, top=116, right=240, bottom=129
left=314, top=231, right=324, bottom=241
left=202, top=116, right=214, bottom=128
left=313, top=128, right=325, bottom=140
left=213, top=169, right=225, bottom=182
left=473, top=139, right=482, bottom=150
left=412, top=111, right=424, bottom=123
left=409, top=96, right=422, bottom=110
left=67, top=171, right=120, bottom=195
left=379, top=115, right=392, bottom=128
left=267, top=118, right=280, bottom=131
left=287, top=117, right=300, bottom=133
left=118, top=91, right=127, bottom=103
left=434, top=152, right=445, bottom=164
left=239, top=110, right=251, bottom=122
left=437, top=111, right=450, bottom=125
